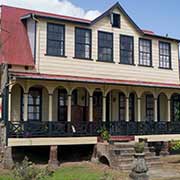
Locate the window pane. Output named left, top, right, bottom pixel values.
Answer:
left=146, top=94, right=154, bottom=121
left=112, top=13, right=120, bottom=28
left=119, top=93, right=125, bottom=121
left=47, top=23, right=65, bottom=56
left=98, top=32, right=113, bottom=62
left=75, top=28, right=91, bottom=59
left=120, top=35, right=133, bottom=64
left=159, top=42, right=171, bottom=68
left=28, top=88, right=41, bottom=121
left=139, top=39, right=152, bottom=66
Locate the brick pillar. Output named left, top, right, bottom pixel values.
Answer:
left=48, top=145, right=59, bottom=169
left=3, top=146, right=14, bottom=169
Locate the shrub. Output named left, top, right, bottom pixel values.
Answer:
left=170, top=140, right=180, bottom=151
left=134, top=142, right=145, bottom=153
left=98, top=126, right=110, bottom=141
left=13, top=157, right=53, bottom=180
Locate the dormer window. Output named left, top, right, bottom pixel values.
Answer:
left=111, top=13, right=120, bottom=28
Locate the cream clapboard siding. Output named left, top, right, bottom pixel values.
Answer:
left=34, top=7, right=180, bottom=84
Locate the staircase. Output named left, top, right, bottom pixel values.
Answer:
left=110, top=142, right=161, bottom=170
left=93, top=141, right=162, bottom=171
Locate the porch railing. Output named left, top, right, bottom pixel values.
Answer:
left=7, top=121, right=102, bottom=138
left=7, top=120, right=180, bottom=138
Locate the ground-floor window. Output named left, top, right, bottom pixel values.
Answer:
left=93, top=91, right=102, bottom=122
left=119, top=93, right=126, bottom=121
left=58, top=89, right=67, bottom=122
left=146, top=94, right=154, bottom=121
left=171, top=94, right=180, bottom=121
left=129, top=93, right=135, bottom=121
left=28, top=88, right=42, bottom=121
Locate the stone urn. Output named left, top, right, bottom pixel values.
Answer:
left=129, top=153, right=149, bottom=180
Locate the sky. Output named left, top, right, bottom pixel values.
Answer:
left=1, top=0, right=180, bottom=40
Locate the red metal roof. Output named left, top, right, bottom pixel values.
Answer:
left=0, top=6, right=34, bottom=66
left=11, top=72, right=180, bottom=89
left=0, top=5, right=91, bottom=66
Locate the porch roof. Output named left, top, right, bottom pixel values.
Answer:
left=11, top=72, right=180, bottom=89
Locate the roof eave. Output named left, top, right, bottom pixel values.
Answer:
left=21, top=13, right=91, bottom=25
left=144, top=33, right=180, bottom=43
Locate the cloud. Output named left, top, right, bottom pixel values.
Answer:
left=2, top=0, right=101, bottom=20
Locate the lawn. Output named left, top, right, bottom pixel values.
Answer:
left=0, top=162, right=128, bottom=180
left=0, top=155, right=180, bottom=180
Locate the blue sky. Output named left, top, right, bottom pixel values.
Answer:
left=70, top=0, right=180, bottom=39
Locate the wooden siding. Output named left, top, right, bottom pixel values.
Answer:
left=32, top=7, right=180, bottom=84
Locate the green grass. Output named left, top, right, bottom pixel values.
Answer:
left=0, top=165, right=113, bottom=180
left=47, top=165, right=104, bottom=180
left=0, top=175, right=12, bottom=180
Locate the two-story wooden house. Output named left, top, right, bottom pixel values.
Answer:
left=0, top=2, right=180, bottom=166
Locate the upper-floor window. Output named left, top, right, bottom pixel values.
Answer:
left=111, top=13, right=120, bottom=28
left=98, top=31, right=113, bottom=62
left=159, top=41, right=171, bottom=69
left=47, top=23, right=65, bottom=56
left=139, top=38, right=152, bottom=66
left=120, top=35, right=134, bottom=64
left=75, top=27, right=91, bottom=59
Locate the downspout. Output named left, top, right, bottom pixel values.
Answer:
left=32, top=14, right=41, bottom=73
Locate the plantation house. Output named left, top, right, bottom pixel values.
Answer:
left=0, top=2, right=180, bottom=166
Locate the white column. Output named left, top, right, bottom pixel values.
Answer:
left=89, top=96, right=93, bottom=122
left=8, top=91, right=11, bottom=121
left=23, top=93, right=28, bottom=121
left=137, top=97, right=141, bottom=122
left=49, top=94, right=53, bottom=122
left=102, top=96, right=106, bottom=122
left=126, top=96, right=129, bottom=122
left=154, top=98, right=158, bottom=122
left=67, top=94, right=72, bottom=122
left=167, top=98, right=171, bottom=122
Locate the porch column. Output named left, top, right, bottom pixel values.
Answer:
left=67, top=94, right=72, bottom=122
left=154, top=98, right=158, bottom=122
left=23, top=93, right=28, bottom=121
left=167, top=98, right=171, bottom=122
left=48, top=94, right=53, bottom=122
left=102, top=96, right=106, bottom=122
left=8, top=91, right=11, bottom=121
left=126, top=96, right=129, bottom=122
left=137, top=97, right=141, bottom=122
left=89, top=96, right=93, bottom=122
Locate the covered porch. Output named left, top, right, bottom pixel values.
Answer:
left=7, top=74, right=180, bottom=142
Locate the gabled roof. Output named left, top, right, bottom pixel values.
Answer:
left=91, top=2, right=143, bottom=33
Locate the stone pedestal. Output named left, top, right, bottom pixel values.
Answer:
left=91, top=145, right=98, bottom=163
left=48, top=145, right=59, bottom=170
left=3, top=146, right=14, bottom=169
left=129, top=153, right=149, bottom=180
left=160, top=142, right=169, bottom=156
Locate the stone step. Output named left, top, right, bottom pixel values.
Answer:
left=112, top=142, right=135, bottom=148
left=147, top=160, right=163, bottom=168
